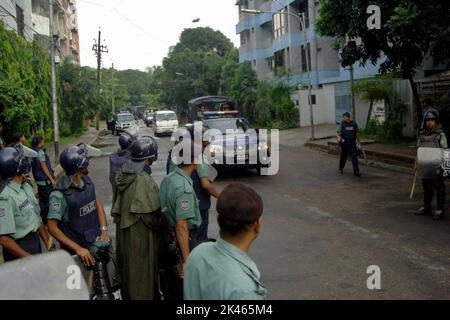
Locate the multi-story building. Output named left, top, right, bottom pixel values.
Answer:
left=236, top=0, right=446, bottom=135
left=0, top=0, right=80, bottom=65
left=0, top=0, right=33, bottom=40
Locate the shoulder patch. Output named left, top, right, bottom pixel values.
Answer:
left=51, top=202, right=61, bottom=212
left=180, top=200, right=190, bottom=211
left=0, top=207, right=6, bottom=218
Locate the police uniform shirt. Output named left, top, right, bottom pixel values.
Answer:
left=160, top=166, right=201, bottom=230
left=0, top=181, right=42, bottom=240
left=47, top=180, right=85, bottom=223
left=184, top=238, right=268, bottom=300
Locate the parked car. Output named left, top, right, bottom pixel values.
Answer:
left=152, top=110, right=179, bottom=136
left=115, top=112, right=136, bottom=136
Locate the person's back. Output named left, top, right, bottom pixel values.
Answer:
left=184, top=240, right=267, bottom=300
left=184, top=183, right=267, bottom=300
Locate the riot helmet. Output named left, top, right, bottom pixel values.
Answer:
left=424, top=108, right=439, bottom=121
left=118, top=132, right=136, bottom=151
left=129, top=137, right=158, bottom=161
left=60, top=144, right=101, bottom=176
left=0, top=144, right=38, bottom=178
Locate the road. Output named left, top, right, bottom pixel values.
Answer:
left=89, top=121, right=450, bottom=300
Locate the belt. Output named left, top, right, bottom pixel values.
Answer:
left=37, top=180, right=52, bottom=186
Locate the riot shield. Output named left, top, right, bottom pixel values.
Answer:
left=417, top=147, right=445, bottom=179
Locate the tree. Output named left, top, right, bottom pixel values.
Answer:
left=58, top=62, right=101, bottom=135
left=316, top=0, right=450, bottom=124
left=0, top=22, right=51, bottom=142
left=158, top=27, right=235, bottom=108
left=229, top=62, right=258, bottom=123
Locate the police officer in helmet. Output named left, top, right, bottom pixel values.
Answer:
left=47, top=144, right=110, bottom=266
left=0, top=144, right=51, bottom=261
left=112, top=136, right=162, bottom=300
left=416, top=108, right=447, bottom=220
left=109, top=132, right=136, bottom=191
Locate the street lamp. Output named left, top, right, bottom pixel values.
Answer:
left=241, top=8, right=315, bottom=140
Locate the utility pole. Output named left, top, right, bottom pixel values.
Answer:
left=92, top=29, right=108, bottom=130
left=49, top=0, right=59, bottom=160
left=111, top=63, right=115, bottom=114
left=350, top=64, right=356, bottom=119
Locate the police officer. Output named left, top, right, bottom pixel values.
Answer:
left=111, top=137, right=162, bottom=300
left=184, top=183, right=267, bottom=300
left=0, top=144, right=50, bottom=262
left=31, top=135, right=56, bottom=225
left=416, top=108, right=447, bottom=220
left=109, top=132, right=135, bottom=191
left=337, top=112, right=362, bottom=177
left=47, top=144, right=109, bottom=266
left=166, top=124, right=219, bottom=245
left=160, top=126, right=202, bottom=299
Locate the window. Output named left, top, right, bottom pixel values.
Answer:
left=274, top=49, right=286, bottom=69
left=32, top=0, right=50, bottom=17
left=240, top=30, right=250, bottom=46
left=15, top=5, right=25, bottom=37
left=310, top=95, right=316, bottom=105
left=298, top=1, right=310, bottom=30
left=273, top=9, right=286, bottom=39
left=301, top=43, right=311, bottom=72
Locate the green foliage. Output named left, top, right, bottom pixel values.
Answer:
left=58, top=61, right=100, bottom=135
left=354, top=76, right=407, bottom=142
left=316, top=0, right=450, bottom=121
left=0, top=22, right=51, bottom=143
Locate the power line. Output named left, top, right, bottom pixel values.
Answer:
left=77, top=0, right=165, bottom=42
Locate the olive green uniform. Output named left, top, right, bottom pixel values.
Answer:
left=111, top=161, right=162, bottom=300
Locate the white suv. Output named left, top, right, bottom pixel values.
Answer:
left=152, top=110, right=179, bottom=136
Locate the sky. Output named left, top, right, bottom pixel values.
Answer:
left=77, top=0, right=240, bottom=71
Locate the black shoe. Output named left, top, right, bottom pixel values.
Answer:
left=433, top=210, right=444, bottom=220
left=354, top=171, right=362, bottom=177
left=416, top=206, right=431, bottom=216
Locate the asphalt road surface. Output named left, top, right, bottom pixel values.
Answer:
left=89, top=121, right=450, bottom=300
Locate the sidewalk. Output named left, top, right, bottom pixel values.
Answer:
left=46, top=122, right=107, bottom=178
left=280, top=124, right=416, bottom=172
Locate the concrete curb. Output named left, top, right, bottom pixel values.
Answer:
left=305, top=140, right=415, bottom=174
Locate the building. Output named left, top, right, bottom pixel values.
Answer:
left=235, top=0, right=447, bottom=136
left=0, top=0, right=33, bottom=40
left=0, top=0, right=80, bottom=65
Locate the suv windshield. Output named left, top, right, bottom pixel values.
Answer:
left=117, top=114, right=134, bottom=122
left=203, top=118, right=251, bottom=134
left=156, top=113, right=177, bottom=121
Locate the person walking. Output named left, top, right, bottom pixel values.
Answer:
left=337, top=112, right=362, bottom=177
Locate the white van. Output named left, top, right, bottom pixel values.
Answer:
left=152, top=110, right=179, bottom=136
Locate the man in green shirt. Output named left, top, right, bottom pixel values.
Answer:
left=160, top=126, right=202, bottom=300
left=0, top=144, right=50, bottom=262
left=184, top=183, right=268, bottom=300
